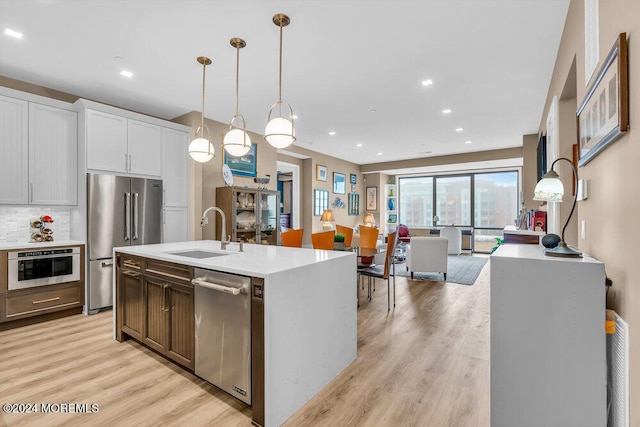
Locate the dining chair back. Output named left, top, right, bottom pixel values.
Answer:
left=281, top=228, right=304, bottom=248
left=359, top=226, right=379, bottom=249
left=335, top=225, right=354, bottom=247
left=357, top=231, right=398, bottom=311
left=311, top=230, right=335, bottom=250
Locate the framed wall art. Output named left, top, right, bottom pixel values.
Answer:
left=313, top=189, right=329, bottom=216
left=350, top=174, right=357, bottom=184
left=316, top=164, right=327, bottom=181
left=577, top=32, right=629, bottom=167
left=348, top=193, right=360, bottom=216
left=333, top=172, right=346, bottom=194
left=366, top=186, right=377, bottom=211
left=223, top=143, right=257, bottom=177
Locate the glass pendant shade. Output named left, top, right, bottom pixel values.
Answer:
left=265, top=116, right=295, bottom=148
left=189, top=137, right=214, bottom=163
left=223, top=129, right=251, bottom=157
left=533, top=170, right=564, bottom=202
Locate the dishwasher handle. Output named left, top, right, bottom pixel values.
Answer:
left=192, top=277, right=245, bottom=296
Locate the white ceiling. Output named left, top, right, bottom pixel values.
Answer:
left=0, top=0, right=569, bottom=166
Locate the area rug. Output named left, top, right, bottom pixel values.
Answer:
left=395, top=255, right=488, bottom=286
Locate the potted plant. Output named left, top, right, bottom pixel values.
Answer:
left=334, top=233, right=346, bottom=250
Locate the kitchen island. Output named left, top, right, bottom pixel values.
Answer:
left=114, top=240, right=357, bottom=427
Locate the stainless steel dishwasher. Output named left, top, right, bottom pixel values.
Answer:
left=192, top=268, right=252, bottom=405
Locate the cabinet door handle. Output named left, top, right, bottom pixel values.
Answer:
left=129, top=154, right=132, bottom=171
left=33, top=297, right=60, bottom=305
left=29, top=183, right=33, bottom=203
left=122, top=270, right=140, bottom=278
left=125, top=153, right=128, bottom=171
left=162, top=283, right=170, bottom=312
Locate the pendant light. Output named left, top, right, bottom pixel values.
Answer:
left=223, top=38, right=252, bottom=157
left=265, top=13, right=296, bottom=149
left=188, top=56, right=215, bottom=163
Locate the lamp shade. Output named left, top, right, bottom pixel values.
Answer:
left=189, top=137, right=214, bottom=163
left=320, top=209, right=335, bottom=222
left=265, top=117, right=295, bottom=148
left=363, top=212, right=375, bottom=227
left=533, top=170, right=564, bottom=202
left=223, top=129, right=251, bottom=157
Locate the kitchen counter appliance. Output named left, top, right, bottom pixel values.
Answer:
left=87, top=173, right=162, bottom=313
left=8, top=247, right=80, bottom=290
left=193, top=268, right=252, bottom=405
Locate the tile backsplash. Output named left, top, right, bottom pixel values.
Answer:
left=0, top=207, right=71, bottom=243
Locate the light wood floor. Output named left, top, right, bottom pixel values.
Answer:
left=0, top=259, right=490, bottom=427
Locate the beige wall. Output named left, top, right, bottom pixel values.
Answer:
left=539, top=1, right=640, bottom=422
left=521, top=134, right=539, bottom=211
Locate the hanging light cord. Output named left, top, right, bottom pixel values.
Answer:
left=200, top=61, right=206, bottom=137
left=235, top=45, right=240, bottom=116
left=278, top=20, right=283, bottom=114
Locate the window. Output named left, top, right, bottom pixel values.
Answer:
left=399, top=170, right=520, bottom=253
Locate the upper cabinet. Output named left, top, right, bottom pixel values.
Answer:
left=86, top=109, right=161, bottom=177
left=0, top=95, right=29, bottom=204
left=162, top=128, right=189, bottom=207
left=29, top=103, right=78, bottom=205
left=0, top=91, right=77, bottom=206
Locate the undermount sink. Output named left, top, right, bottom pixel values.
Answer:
left=168, top=250, right=230, bottom=259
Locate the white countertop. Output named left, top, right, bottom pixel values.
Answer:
left=0, top=239, right=85, bottom=251
left=114, top=240, right=355, bottom=278
left=492, top=243, right=600, bottom=264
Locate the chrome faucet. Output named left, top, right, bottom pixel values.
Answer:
left=201, top=207, right=229, bottom=250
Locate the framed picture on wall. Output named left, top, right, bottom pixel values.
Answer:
left=577, top=33, right=629, bottom=166
left=333, top=172, right=346, bottom=194
left=223, top=143, right=257, bottom=177
left=350, top=174, right=357, bottom=184
left=366, top=186, right=377, bottom=211
left=316, top=165, right=327, bottom=181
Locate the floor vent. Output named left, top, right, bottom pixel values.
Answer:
left=607, top=311, right=629, bottom=427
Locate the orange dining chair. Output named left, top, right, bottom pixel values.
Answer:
left=359, top=225, right=379, bottom=249
left=335, top=225, right=354, bottom=247
left=358, top=231, right=398, bottom=311
left=281, top=228, right=304, bottom=248
left=311, top=230, right=335, bottom=250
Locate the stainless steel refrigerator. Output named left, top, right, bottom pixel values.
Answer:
left=87, top=173, right=162, bottom=313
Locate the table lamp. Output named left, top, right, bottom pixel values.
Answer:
left=363, top=212, right=376, bottom=228
left=533, top=157, right=582, bottom=258
left=320, top=209, right=335, bottom=230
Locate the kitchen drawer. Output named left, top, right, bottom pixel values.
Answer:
left=119, top=254, right=143, bottom=270
left=145, top=259, right=193, bottom=285
left=5, top=283, right=83, bottom=319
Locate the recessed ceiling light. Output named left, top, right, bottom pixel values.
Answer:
left=456, top=127, right=464, bottom=132
left=4, top=28, right=23, bottom=39
left=120, top=70, right=134, bottom=78
left=356, top=143, right=363, bottom=147
left=328, top=131, right=336, bottom=136
left=377, top=152, right=383, bottom=156
left=421, top=79, right=433, bottom=86
left=465, top=140, right=472, bottom=144
left=442, top=109, right=452, bottom=114
left=370, top=109, right=376, bottom=113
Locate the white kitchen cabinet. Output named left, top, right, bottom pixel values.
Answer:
left=128, top=119, right=161, bottom=176
left=85, top=110, right=162, bottom=177
left=86, top=109, right=128, bottom=173
left=0, top=92, right=77, bottom=206
left=0, top=94, right=29, bottom=204
left=490, top=244, right=606, bottom=427
left=162, top=128, right=189, bottom=207
left=29, top=103, right=78, bottom=205
left=163, top=207, right=189, bottom=243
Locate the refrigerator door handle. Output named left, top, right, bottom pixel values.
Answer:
left=133, top=192, right=139, bottom=240
left=124, top=192, right=131, bottom=241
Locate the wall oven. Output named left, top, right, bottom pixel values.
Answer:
left=8, top=247, right=81, bottom=290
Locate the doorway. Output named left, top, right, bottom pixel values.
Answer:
left=276, top=161, right=301, bottom=229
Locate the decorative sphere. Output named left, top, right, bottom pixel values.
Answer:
left=188, top=137, right=214, bottom=162
left=542, top=233, right=561, bottom=248
left=265, top=117, right=295, bottom=148
left=223, top=129, right=252, bottom=157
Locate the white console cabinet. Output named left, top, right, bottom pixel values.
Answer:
left=490, top=244, right=606, bottom=427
